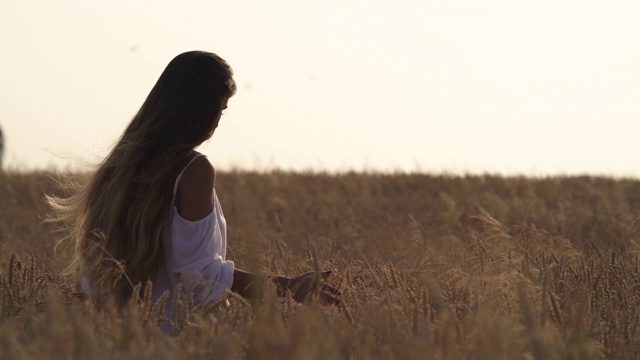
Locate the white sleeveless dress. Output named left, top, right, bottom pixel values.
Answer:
left=151, top=155, right=235, bottom=329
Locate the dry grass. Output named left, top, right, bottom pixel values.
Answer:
left=1, top=170, right=640, bottom=359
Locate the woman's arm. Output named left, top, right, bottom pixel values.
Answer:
left=231, top=268, right=341, bottom=305
left=230, top=269, right=273, bottom=299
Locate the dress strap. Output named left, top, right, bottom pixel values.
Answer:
left=172, top=154, right=205, bottom=197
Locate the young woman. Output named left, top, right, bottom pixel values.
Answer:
left=48, top=51, right=340, bottom=327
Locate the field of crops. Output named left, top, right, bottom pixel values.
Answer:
left=2, top=170, right=640, bottom=359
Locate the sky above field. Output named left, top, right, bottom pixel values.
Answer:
left=1, top=0, right=639, bottom=176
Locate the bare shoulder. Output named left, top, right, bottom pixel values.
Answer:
left=176, top=155, right=216, bottom=221
left=181, top=155, right=215, bottom=185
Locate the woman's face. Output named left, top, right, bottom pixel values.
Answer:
left=211, top=98, right=229, bottom=133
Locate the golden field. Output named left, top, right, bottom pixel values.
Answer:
left=2, top=170, right=640, bottom=359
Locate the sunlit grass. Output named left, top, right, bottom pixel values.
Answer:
left=1, top=170, right=640, bottom=358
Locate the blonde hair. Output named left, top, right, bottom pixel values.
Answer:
left=48, top=51, right=236, bottom=307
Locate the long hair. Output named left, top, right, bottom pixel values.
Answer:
left=48, top=51, right=236, bottom=307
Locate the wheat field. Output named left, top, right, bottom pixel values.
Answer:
left=1, top=170, right=640, bottom=359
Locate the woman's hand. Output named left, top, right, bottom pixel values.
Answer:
left=274, top=270, right=341, bottom=305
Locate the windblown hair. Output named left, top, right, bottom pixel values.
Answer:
left=48, top=51, right=236, bottom=307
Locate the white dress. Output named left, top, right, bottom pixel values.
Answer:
left=152, top=154, right=235, bottom=331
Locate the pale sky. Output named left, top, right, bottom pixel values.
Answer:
left=1, top=0, right=639, bottom=176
